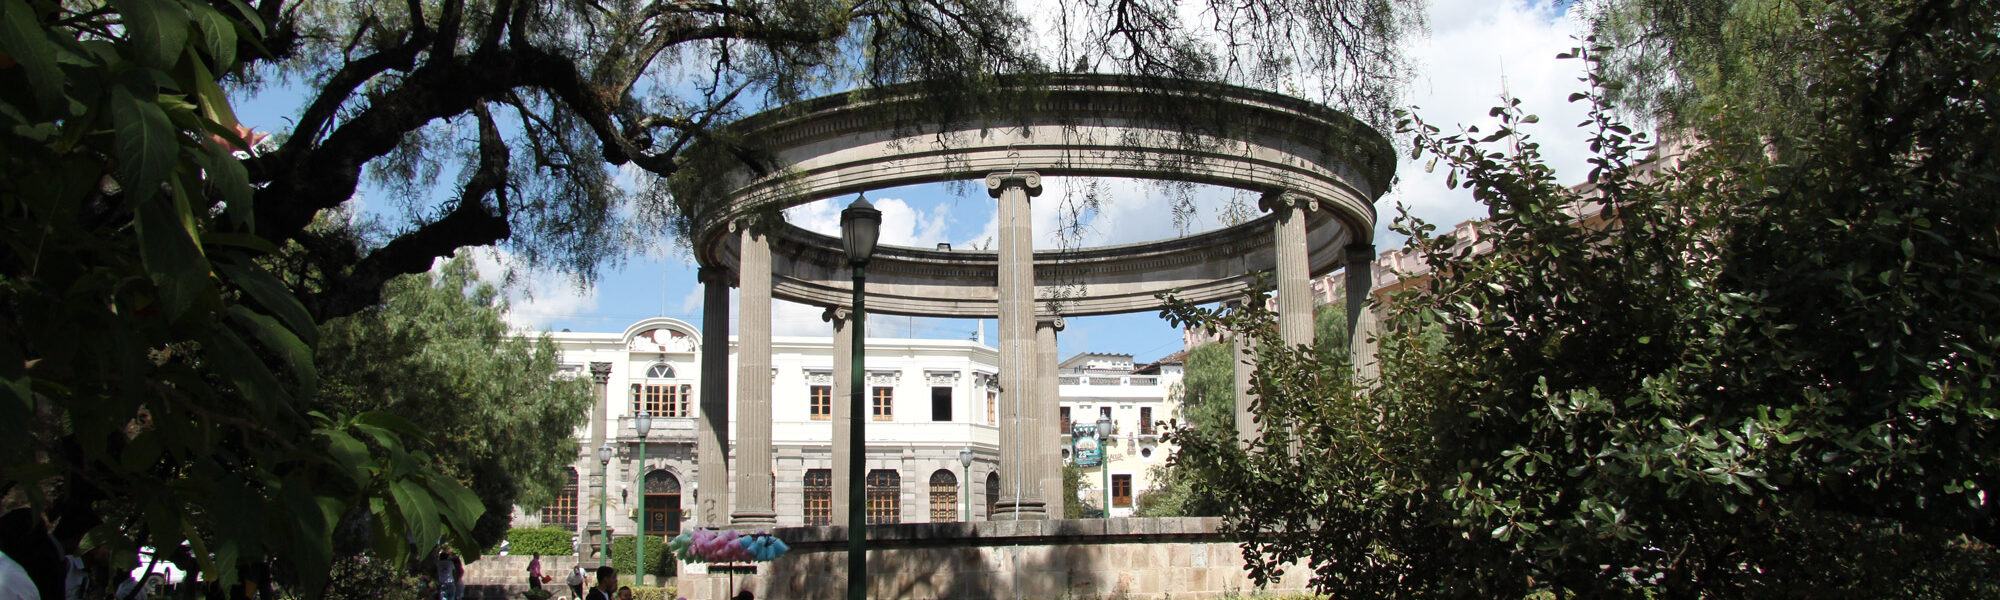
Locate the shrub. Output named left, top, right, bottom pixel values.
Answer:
left=322, top=554, right=423, bottom=600
left=609, top=535, right=674, bottom=579
left=503, top=527, right=576, bottom=556
left=630, top=585, right=674, bottom=600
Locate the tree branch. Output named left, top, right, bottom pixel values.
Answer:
left=303, top=104, right=513, bottom=321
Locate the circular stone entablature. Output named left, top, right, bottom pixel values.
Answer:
left=678, top=74, right=1396, bottom=318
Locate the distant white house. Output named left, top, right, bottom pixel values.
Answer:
left=515, top=318, right=1179, bottom=541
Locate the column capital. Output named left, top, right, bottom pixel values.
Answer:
left=1258, top=190, right=1315, bottom=214
left=985, top=171, right=1044, bottom=198
left=1344, top=242, right=1377, bottom=263
left=589, top=362, right=613, bottom=383
left=1036, top=316, right=1066, bottom=332
left=697, top=265, right=735, bottom=286
left=821, top=306, right=852, bottom=324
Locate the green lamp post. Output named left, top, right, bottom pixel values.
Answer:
left=841, top=195, right=881, bottom=600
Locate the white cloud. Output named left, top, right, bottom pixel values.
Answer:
left=451, top=247, right=602, bottom=332
left=784, top=195, right=957, bottom=249
left=1380, top=0, right=1601, bottom=242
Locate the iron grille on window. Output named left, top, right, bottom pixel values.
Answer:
left=539, top=468, right=578, bottom=531
left=866, top=469, right=900, bottom=524
left=803, top=469, right=832, bottom=526
left=929, top=470, right=959, bottom=522
left=810, top=385, right=831, bottom=420
left=631, top=382, right=690, bottom=418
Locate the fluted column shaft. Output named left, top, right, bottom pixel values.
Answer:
left=989, top=171, right=1047, bottom=520
left=696, top=267, right=731, bottom=526
left=1231, top=315, right=1256, bottom=446
left=1272, top=194, right=1314, bottom=350
left=824, top=307, right=854, bottom=525
left=734, top=226, right=778, bottom=524
left=1035, top=317, right=1065, bottom=519
left=1345, top=243, right=1379, bottom=381
left=588, top=363, right=612, bottom=550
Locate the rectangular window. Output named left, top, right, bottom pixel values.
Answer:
left=632, top=384, right=691, bottom=418
left=872, top=387, right=894, bottom=421
left=1140, top=407, right=1154, bottom=435
left=1112, top=474, right=1133, bottom=508
left=540, top=470, right=579, bottom=531
left=931, top=387, right=952, bottom=422
left=810, top=385, right=832, bottom=420
left=986, top=390, right=997, bottom=425
left=803, top=469, right=832, bottom=526
left=1060, top=407, right=1072, bottom=433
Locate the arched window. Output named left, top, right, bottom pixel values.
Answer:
left=803, top=469, right=833, bottom=526
left=865, top=469, right=901, bottom=525
left=642, top=470, right=681, bottom=536
left=929, top=470, right=959, bottom=522
left=983, top=471, right=999, bottom=521
left=540, top=468, right=579, bottom=531
left=631, top=363, right=690, bottom=417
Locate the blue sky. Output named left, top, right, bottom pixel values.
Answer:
left=239, top=0, right=1608, bottom=364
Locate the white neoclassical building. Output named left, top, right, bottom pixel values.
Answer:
left=516, top=317, right=1181, bottom=545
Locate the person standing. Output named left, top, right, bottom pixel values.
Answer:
left=583, top=567, right=615, bottom=600
left=566, top=564, right=585, bottom=599
left=526, top=554, right=543, bottom=591
left=434, top=552, right=457, bottom=600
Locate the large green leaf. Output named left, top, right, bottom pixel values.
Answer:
left=392, top=479, right=442, bottom=557
left=110, top=84, right=179, bottom=203
left=133, top=185, right=209, bottom=319
left=112, top=0, right=189, bottom=69
left=185, top=1, right=237, bottom=70
left=0, top=0, right=63, bottom=113
left=214, top=259, right=315, bottom=344
left=227, top=305, right=316, bottom=395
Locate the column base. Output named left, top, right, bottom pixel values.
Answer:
left=730, top=510, right=779, bottom=525
left=990, top=500, right=1048, bottom=520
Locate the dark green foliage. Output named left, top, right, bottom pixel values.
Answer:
left=321, top=554, right=424, bottom=600
left=315, top=258, right=594, bottom=548
left=609, top=536, right=674, bottom=579
left=0, top=1, right=484, bottom=594
left=501, top=528, right=576, bottom=557
left=1162, top=1, right=2000, bottom=595
left=1063, top=462, right=1087, bottom=519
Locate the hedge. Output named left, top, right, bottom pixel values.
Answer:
left=502, top=526, right=576, bottom=556
left=609, top=535, right=674, bottom=579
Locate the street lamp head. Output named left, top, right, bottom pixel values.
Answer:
left=635, top=410, right=652, bottom=437
left=1097, top=416, right=1114, bottom=441
left=959, top=448, right=973, bottom=468
left=597, top=444, right=612, bottom=464
left=841, top=195, right=882, bottom=266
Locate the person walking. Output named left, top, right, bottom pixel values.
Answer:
left=566, top=564, right=585, bottom=600
left=527, top=554, right=543, bottom=591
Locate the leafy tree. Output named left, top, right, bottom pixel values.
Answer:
left=314, top=257, right=593, bottom=548
left=1140, top=304, right=1344, bottom=518
left=1161, top=1, right=2000, bottom=595
left=0, top=1, right=483, bottom=596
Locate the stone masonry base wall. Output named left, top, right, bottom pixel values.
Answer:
left=679, top=517, right=1309, bottom=600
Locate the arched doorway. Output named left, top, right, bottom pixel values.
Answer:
left=929, top=470, right=959, bottom=522
left=643, top=470, right=681, bottom=536
left=983, top=471, right=999, bottom=521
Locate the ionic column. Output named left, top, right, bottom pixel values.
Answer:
left=823, top=307, right=854, bottom=525
left=1265, top=191, right=1315, bottom=350
left=696, top=267, right=732, bottom=526
left=1344, top=243, right=1380, bottom=381
left=733, top=225, right=778, bottom=525
left=989, top=171, right=1047, bottom=520
left=1230, top=311, right=1256, bottom=446
left=588, top=363, right=612, bottom=543
left=1035, top=316, right=1065, bottom=519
